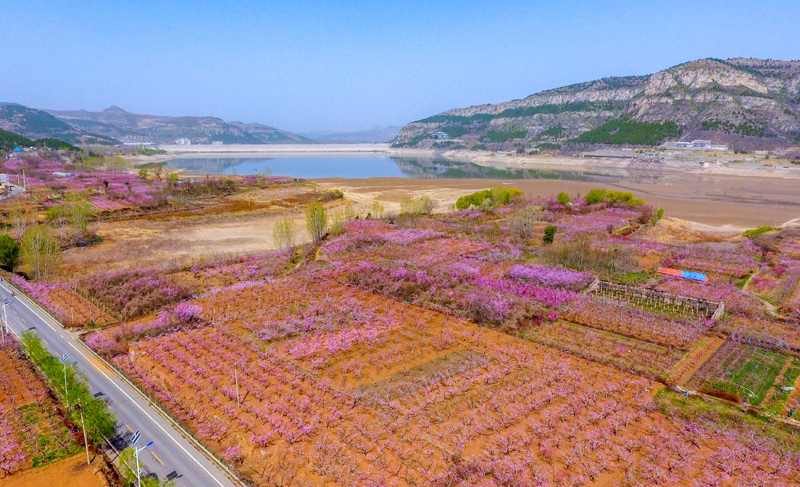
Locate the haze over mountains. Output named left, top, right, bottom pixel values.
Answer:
left=395, top=58, right=800, bottom=151
left=0, top=103, right=309, bottom=145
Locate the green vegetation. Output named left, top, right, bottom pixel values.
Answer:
left=137, top=147, right=167, bottom=156
left=763, top=358, right=800, bottom=415
left=455, top=187, right=522, bottom=210
left=706, top=347, right=789, bottom=406
left=534, top=142, right=561, bottom=150
left=20, top=332, right=117, bottom=442
left=584, top=188, right=644, bottom=206
left=0, top=234, right=20, bottom=270
left=483, top=129, right=528, bottom=143
left=416, top=102, right=619, bottom=125
left=35, top=138, right=79, bottom=151
left=538, top=124, right=565, bottom=138
left=401, top=195, right=437, bottom=215
left=118, top=448, right=176, bottom=487
left=556, top=191, right=571, bottom=206
left=656, top=208, right=664, bottom=220
left=305, top=202, right=328, bottom=245
left=543, top=225, right=557, bottom=244
left=0, top=128, right=34, bottom=151
left=701, top=118, right=768, bottom=137
left=576, top=117, right=681, bottom=145
left=744, top=226, right=778, bottom=238
left=441, top=126, right=468, bottom=138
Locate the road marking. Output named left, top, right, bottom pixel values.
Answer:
left=151, top=451, right=165, bottom=466
left=0, top=283, right=232, bottom=487
left=125, top=423, right=134, bottom=434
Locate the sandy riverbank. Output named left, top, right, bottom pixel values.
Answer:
left=317, top=175, right=800, bottom=229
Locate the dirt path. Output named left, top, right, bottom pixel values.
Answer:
left=669, top=335, right=726, bottom=386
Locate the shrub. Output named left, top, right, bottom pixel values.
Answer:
left=744, top=226, right=778, bottom=238
left=543, top=226, right=557, bottom=244
left=585, top=189, right=607, bottom=205
left=0, top=234, right=20, bottom=270
left=455, top=187, right=522, bottom=210
left=557, top=192, right=571, bottom=206
left=584, top=188, right=644, bottom=206
left=401, top=195, right=436, bottom=215
left=273, top=217, right=296, bottom=251
left=306, top=202, right=328, bottom=245
left=656, top=208, right=664, bottom=220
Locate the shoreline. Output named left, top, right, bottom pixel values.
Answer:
left=125, top=144, right=800, bottom=182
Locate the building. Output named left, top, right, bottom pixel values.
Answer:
left=691, top=140, right=712, bottom=148
left=175, top=138, right=191, bottom=145
left=210, top=140, right=224, bottom=146
left=430, top=132, right=449, bottom=140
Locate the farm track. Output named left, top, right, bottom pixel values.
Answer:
left=670, top=335, right=726, bottom=387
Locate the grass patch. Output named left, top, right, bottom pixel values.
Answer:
left=763, top=358, right=800, bottom=415
left=706, top=346, right=789, bottom=405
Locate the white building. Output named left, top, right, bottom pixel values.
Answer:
left=175, top=138, right=191, bottom=145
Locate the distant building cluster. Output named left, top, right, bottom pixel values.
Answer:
left=174, top=138, right=191, bottom=145
left=663, top=140, right=728, bottom=151
left=430, top=132, right=449, bottom=140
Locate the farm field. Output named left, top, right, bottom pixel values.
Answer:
left=97, top=277, right=798, bottom=486
left=5, top=161, right=797, bottom=486
left=0, top=338, right=82, bottom=481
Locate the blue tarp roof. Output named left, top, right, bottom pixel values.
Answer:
left=680, top=271, right=707, bottom=281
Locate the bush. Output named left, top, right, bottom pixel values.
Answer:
left=306, top=202, right=328, bottom=245
left=584, top=188, right=644, bottom=206
left=557, top=192, right=571, bottom=206
left=744, top=226, right=778, bottom=238
left=455, top=187, right=522, bottom=210
left=540, top=237, right=635, bottom=278
left=0, top=234, right=20, bottom=270
left=656, top=208, right=664, bottom=220
left=401, top=195, right=437, bottom=215
left=273, top=218, right=296, bottom=251
left=543, top=226, right=557, bottom=244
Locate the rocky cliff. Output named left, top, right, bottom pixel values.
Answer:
left=395, top=58, right=800, bottom=150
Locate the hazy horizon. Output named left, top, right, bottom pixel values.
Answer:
left=2, top=0, right=799, bottom=133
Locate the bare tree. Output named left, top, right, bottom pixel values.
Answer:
left=273, top=217, right=296, bottom=251
left=22, top=226, right=61, bottom=281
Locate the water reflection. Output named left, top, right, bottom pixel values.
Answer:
left=166, top=155, right=669, bottom=184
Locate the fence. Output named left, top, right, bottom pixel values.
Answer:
left=590, top=279, right=724, bottom=321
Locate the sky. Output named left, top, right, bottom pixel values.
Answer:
left=1, top=0, right=799, bottom=133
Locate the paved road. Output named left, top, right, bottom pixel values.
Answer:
left=0, top=281, right=240, bottom=487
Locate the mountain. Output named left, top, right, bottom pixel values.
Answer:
left=302, top=126, right=402, bottom=143
left=0, top=103, right=119, bottom=145
left=394, top=58, right=800, bottom=151
left=46, top=106, right=309, bottom=144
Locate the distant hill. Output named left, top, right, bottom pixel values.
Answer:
left=302, top=126, right=401, bottom=143
left=0, top=103, right=119, bottom=145
left=46, top=106, right=309, bottom=144
left=394, top=58, right=800, bottom=151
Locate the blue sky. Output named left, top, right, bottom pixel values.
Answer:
left=1, top=0, right=798, bottom=132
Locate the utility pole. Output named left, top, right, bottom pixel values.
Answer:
left=79, top=400, right=90, bottom=465
left=235, top=363, right=240, bottom=408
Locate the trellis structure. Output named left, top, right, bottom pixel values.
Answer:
left=588, top=279, right=724, bottom=321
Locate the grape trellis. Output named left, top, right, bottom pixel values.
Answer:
left=590, top=280, right=724, bottom=321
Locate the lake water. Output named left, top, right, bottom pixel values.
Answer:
left=165, top=154, right=669, bottom=183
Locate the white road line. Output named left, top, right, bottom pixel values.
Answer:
left=1, top=284, right=229, bottom=487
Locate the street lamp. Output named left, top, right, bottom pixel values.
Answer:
left=135, top=441, right=154, bottom=487
left=59, top=354, right=77, bottom=410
